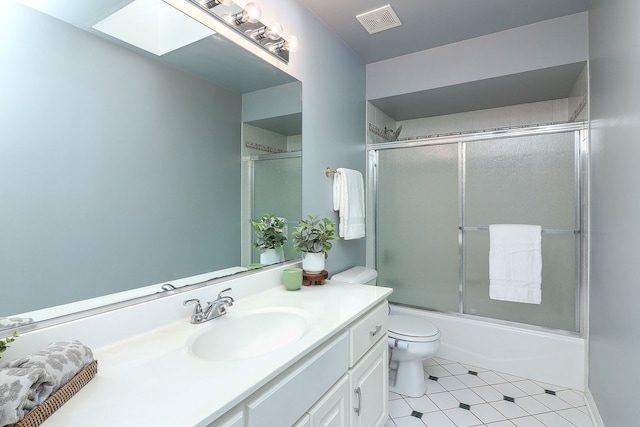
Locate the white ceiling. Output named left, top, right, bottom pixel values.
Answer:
left=298, top=0, right=592, bottom=64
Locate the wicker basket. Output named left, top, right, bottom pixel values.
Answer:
left=11, top=360, right=98, bottom=427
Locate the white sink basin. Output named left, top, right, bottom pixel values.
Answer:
left=187, top=308, right=308, bottom=361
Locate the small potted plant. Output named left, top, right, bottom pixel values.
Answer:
left=292, top=215, right=338, bottom=273
left=0, top=331, right=18, bottom=360
left=253, top=214, right=288, bottom=265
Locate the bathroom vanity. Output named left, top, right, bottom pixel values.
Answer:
left=14, top=264, right=391, bottom=426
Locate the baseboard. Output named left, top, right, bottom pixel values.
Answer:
left=585, top=387, right=605, bottom=427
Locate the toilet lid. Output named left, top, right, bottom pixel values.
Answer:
left=388, top=315, right=439, bottom=340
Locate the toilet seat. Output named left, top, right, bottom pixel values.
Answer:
left=388, top=315, right=440, bottom=342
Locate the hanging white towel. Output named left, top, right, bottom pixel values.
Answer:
left=489, top=224, right=542, bottom=304
left=332, top=168, right=365, bottom=240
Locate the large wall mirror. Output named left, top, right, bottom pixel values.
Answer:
left=0, top=0, right=302, bottom=329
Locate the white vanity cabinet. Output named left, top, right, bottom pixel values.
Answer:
left=212, top=300, right=389, bottom=427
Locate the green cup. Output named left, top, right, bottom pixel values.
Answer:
left=282, top=268, right=303, bottom=291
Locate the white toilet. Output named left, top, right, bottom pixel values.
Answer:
left=331, top=266, right=441, bottom=398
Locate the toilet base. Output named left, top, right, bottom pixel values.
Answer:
left=389, top=359, right=427, bottom=397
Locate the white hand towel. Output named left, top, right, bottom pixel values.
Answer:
left=0, top=366, right=55, bottom=426
left=332, top=168, right=365, bottom=240
left=489, top=224, right=542, bottom=304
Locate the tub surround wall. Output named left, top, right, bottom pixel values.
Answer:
left=390, top=305, right=585, bottom=391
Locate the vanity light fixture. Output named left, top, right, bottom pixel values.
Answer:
left=200, top=0, right=234, bottom=8
left=268, top=35, right=300, bottom=53
left=225, top=2, right=262, bottom=25
left=186, top=0, right=299, bottom=63
left=248, top=21, right=283, bottom=41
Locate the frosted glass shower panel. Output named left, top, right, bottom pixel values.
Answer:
left=465, top=132, right=577, bottom=228
left=376, top=144, right=459, bottom=311
left=253, top=156, right=302, bottom=262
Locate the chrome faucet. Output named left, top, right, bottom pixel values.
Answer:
left=183, top=288, right=234, bottom=324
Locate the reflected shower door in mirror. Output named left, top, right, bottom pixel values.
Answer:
left=0, top=0, right=301, bottom=328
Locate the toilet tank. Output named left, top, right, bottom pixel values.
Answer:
left=331, top=266, right=378, bottom=285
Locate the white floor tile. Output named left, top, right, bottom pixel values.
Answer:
left=389, top=391, right=403, bottom=400
left=443, top=407, right=483, bottom=427
left=511, top=380, right=546, bottom=396
left=492, top=382, right=529, bottom=398
left=423, top=358, right=439, bottom=367
left=421, top=411, right=457, bottom=427
left=405, top=395, right=440, bottom=414
left=486, top=421, right=517, bottom=427
left=510, top=415, right=546, bottom=427
left=385, top=419, right=397, bottom=427
left=472, top=385, right=504, bottom=402
left=491, top=400, right=530, bottom=419
left=478, top=371, right=509, bottom=385
left=534, top=411, right=575, bottom=427
left=389, top=398, right=414, bottom=418
left=425, top=379, right=446, bottom=394
left=429, top=392, right=461, bottom=410
left=556, top=407, right=594, bottom=426
left=470, top=402, right=507, bottom=424
left=533, top=381, right=566, bottom=392
left=496, top=371, right=524, bottom=382
left=461, top=363, right=490, bottom=373
left=438, top=376, right=468, bottom=391
left=532, top=393, right=572, bottom=411
left=433, top=357, right=454, bottom=365
left=556, top=389, right=587, bottom=407
left=515, top=396, right=552, bottom=415
left=450, top=388, right=485, bottom=405
left=392, top=416, right=427, bottom=427
left=425, top=364, right=453, bottom=378
left=442, top=363, right=470, bottom=375
left=456, top=373, right=488, bottom=388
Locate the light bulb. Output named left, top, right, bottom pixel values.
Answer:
left=285, top=35, right=300, bottom=53
left=265, top=22, right=283, bottom=40
left=227, top=2, right=262, bottom=25
left=242, top=2, right=262, bottom=23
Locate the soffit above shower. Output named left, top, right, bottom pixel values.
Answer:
left=368, top=62, right=586, bottom=121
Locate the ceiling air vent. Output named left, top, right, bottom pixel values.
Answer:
left=356, top=4, right=402, bottom=34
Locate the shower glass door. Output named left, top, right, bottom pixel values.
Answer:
left=376, top=143, right=460, bottom=312
left=373, top=125, right=583, bottom=332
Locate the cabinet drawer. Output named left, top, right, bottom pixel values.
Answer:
left=246, top=332, right=349, bottom=427
left=349, top=302, right=388, bottom=367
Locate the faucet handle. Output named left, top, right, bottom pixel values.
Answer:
left=218, top=288, right=234, bottom=304
left=184, top=299, right=204, bottom=323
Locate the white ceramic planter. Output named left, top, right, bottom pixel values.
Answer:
left=302, top=252, right=325, bottom=273
left=260, top=248, right=282, bottom=265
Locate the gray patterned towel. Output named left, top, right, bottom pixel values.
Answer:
left=0, top=366, right=54, bottom=426
left=7, top=341, right=94, bottom=392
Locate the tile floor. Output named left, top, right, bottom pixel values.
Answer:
left=386, top=357, right=593, bottom=427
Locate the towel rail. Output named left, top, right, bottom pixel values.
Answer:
left=324, top=167, right=338, bottom=177
left=459, top=226, right=579, bottom=235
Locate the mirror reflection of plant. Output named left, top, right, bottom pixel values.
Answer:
left=252, top=214, right=288, bottom=250
left=0, top=331, right=18, bottom=359
left=292, top=216, right=338, bottom=258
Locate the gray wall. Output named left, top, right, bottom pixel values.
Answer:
left=0, top=4, right=241, bottom=313
left=267, top=0, right=368, bottom=274
left=588, top=0, right=640, bottom=424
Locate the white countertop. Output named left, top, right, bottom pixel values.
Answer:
left=39, top=281, right=392, bottom=427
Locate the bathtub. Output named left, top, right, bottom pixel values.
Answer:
left=389, top=304, right=586, bottom=391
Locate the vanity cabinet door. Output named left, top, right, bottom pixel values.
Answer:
left=308, top=375, right=350, bottom=427
left=349, top=337, right=389, bottom=427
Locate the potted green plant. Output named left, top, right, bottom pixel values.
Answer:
left=252, top=214, right=288, bottom=265
left=292, top=215, right=338, bottom=273
left=0, top=332, right=18, bottom=360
